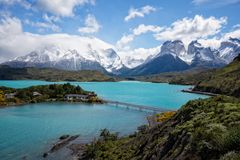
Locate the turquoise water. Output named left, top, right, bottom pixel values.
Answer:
left=0, top=80, right=208, bottom=109
left=0, top=80, right=208, bottom=160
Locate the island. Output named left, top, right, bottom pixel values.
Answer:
left=0, top=83, right=103, bottom=106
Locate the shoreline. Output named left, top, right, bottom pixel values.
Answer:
left=0, top=100, right=104, bottom=109
left=181, top=89, right=219, bottom=96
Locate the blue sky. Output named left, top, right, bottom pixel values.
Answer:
left=0, top=0, right=240, bottom=62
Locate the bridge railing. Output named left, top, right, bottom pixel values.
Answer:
left=103, top=99, right=171, bottom=113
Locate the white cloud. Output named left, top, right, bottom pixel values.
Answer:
left=223, top=28, right=240, bottom=40
left=154, top=15, right=227, bottom=45
left=124, top=5, right=156, bottom=21
left=198, top=28, right=240, bottom=49
left=116, top=24, right=162, bottom=50
left=0, top=16, right=113, bottom=63
left=37, top=0, right=95, bottom=17
left=133, top=24, right=162, bottom=35
left=118, top=46, right=161, bottom=68
left=192, top=0, right=240, bottom=6
left=116, top=34, right=135, bottom=50
left=118, top=15, right=227, bottom=50
left=116, top=24, right=162, bottom=67
left=233, top=24, right=240, bottom=29
left=0, top=16, right=22, bottom=36
left=0, top=0, right=31, bottom=9
left=43, top=14, right=60, bottom=23
left=78, top=14, right=101, bottom=34
left=198, top=38, right=222, bottom=49
left=24, top=19, right=61, bottom=32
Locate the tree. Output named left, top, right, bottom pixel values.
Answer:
left=0, top=90, right=6, bottom=105
left=100, top=129, right=118, bottom=141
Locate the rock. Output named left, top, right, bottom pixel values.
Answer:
left=50, top=135, right=79, bottom=152
left=68, top=143, right=86, bottom=159
left=59, top=134, right=70, bottom=140
left=42, top=152, right=48, bottom=158
left=43, top=135, right=79, bottom=158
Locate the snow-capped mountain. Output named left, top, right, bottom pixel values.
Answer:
left=2, top=37, right=240, bottom=75
left=124, top=38, right=240, bottom=75
left=217, top=38, right=240, bottom=64
left=3, top=37, right=125, bottom=74
left=187, top=41, right=225, bottom=67
left=159, top=40, right=186, bottom=58
left=124, top=41, right=190, bottom=75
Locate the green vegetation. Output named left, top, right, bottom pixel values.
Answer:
left=134, top=68, right=214, bottom=85
left=194, top=55, right=240, bottom=97
left=81, top=96, right=240, bottom=160
left=0, top=90, right=6, bottom=105
left=156, top=111, right=176, bottom=122
left=0, top=83, right=102, bottom=106
left=135, top=54, right=240, bottom=98
left=0, top=65, right=116, bottom=82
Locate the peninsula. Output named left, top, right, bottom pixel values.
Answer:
left=0, top=83, right=102, bottom=107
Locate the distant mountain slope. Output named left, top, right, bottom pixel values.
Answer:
left=0, top=65, right=115, bottom=82
left=218, top=38, right=240, bottom=64
left=122, top=39, right=239, bottom=76
left=188, top=41, right=225, bottom=68
left=134, top=67, right=214, bottom=85
left=3, top=41, right=125, bottom=74
left=2, top=38, right=239, bottom=75
left=126, top=54, right=190, bottom=75
left=134, top=54, right=240, bottom=97
left=194, top=54, right=240, bottom=97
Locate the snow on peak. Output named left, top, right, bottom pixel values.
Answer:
left=5, top=36, right=240, bottom=73
left=158, top=40, right=187, bottom=59
left=218, top=38, right=240, bottom=63
left=11, top=36, right=125, bottom=72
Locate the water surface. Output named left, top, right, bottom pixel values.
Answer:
left=0, top=80, right=208, bottom=160
left=0, top=80, right=208, bottom=109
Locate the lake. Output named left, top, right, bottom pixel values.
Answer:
left=0, top=80, right=208, bottom=160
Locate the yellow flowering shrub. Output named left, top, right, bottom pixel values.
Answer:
left=156, top=111, right=176, bottom=122
left=0, top=90, right=6, bottom=105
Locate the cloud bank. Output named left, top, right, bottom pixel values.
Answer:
left=154, top=15, right=227, bottom=45
left=78, top=14, right=101, bottom=34
left=37, top=0, right=95, bottom=17
left=124, top=5, right=156, bottom=21
left=0, top=16, right=110, bottom=62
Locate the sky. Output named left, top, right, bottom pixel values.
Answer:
left=0, top=0, right=240, bottom=63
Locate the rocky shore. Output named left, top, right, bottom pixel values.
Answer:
left=43, top=135, right=80, bottom=158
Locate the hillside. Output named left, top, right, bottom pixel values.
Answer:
left=193, top=54, right=240, bottom=97
left=125, top=54, right=190, bottom=76
left=133, top=67, right=214, bottom=85
left=71, top=55, right=240, bottom=160
left=79, top=96, right=240, bottom=160
left=134, top=54, right=240, bottom=98
left=0, top=65, right=116, bottom=82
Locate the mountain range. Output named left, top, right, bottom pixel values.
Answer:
left=2, top=37, right=240, bottom=75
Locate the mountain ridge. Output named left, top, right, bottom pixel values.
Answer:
left=0, top=65, right=116, bottom=82
left=2, top=38, right=240, bottom=75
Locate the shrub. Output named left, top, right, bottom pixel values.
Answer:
left=156, top=111, right=176, bottom=122
left=0, top=90, right=6, bottom=106
left=220, top=151, right=240, bottom=160
left=223, top=126, right=240, bottom=151
left=100, top=129, right=118, bottom=141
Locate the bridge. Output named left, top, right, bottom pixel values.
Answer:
left=103, top=99, right=170, bottom=113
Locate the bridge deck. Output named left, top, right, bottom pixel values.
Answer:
left=104, top=99, right=170, bottom=113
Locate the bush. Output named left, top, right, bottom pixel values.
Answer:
left=156, top=111, right=176, bottom=122
left=223, top=126, right=240, bottom=151
left=220, top=151, right=240, bottom=160
left=100, top=129, right=118, bottom=141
